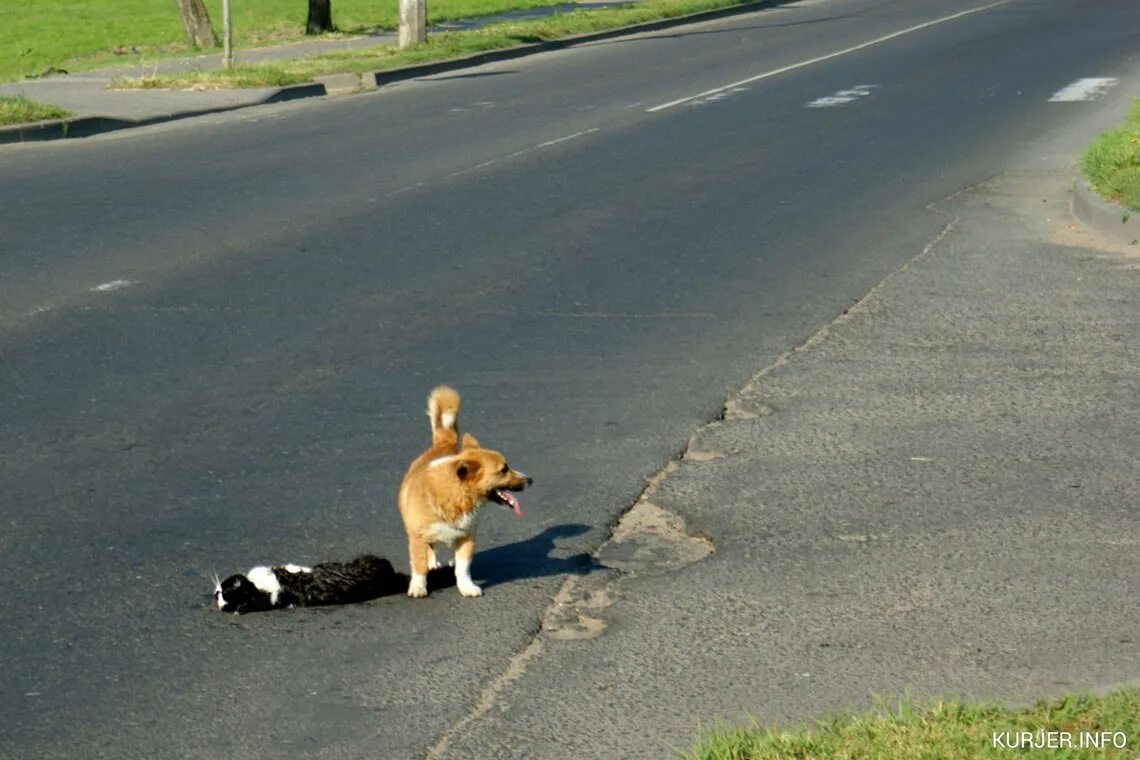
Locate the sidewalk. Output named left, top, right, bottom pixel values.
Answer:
left=425, top=125, right=1140, bottom=757
left=0, top=0, right=642, bottom=142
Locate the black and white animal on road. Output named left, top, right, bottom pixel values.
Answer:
left=213, top=554, right=454, bottom=614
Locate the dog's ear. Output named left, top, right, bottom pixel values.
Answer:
left=455, top=457, right=482, bottom=481
left=461, top=433, right=481, bottom=450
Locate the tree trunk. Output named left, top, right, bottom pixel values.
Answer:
left=174, top=0, right=219, bottom=48
left=306, top=0, right=334, bottom=35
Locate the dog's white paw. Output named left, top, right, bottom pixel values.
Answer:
left=408, top=574, right=428, bottom=598
left=428, top=557, right=441, bottom=571
left=458, top=581, right=483, bottom=598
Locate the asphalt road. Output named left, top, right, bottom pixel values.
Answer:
left=1, top=0, right=1137, bottom=757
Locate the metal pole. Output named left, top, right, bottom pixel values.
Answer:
left=399, top=0, right=426, bottom=48
left=222, top=0, right=233, bottom=69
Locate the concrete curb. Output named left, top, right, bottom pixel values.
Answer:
left=0, top=0, right=784, bottom=144
left=0, top=83, right=328, bottom=144
left=1071, top=178, right=1140, bottom=246
left=370, top=0, right=788, bottom=86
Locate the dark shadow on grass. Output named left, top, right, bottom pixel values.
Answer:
left=343, top=28, right=396, bottom=37
left=496, top=33, right=550, bottom=44
left=474, top=523, right=597, bottom=589
left=435, top=2, right=636, bottom=31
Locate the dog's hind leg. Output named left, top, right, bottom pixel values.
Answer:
left=427, top=543, right=446, bottom=571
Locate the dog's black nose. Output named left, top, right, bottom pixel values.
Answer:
left=526, top=476, right=533, bottom=486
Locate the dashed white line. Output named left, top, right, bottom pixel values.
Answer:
left=646, top=0, right=1010, bottom=113
left=807, top=84, right=877, bottom=108
left=1049, top=77, right=1120, bottom=102
left=389, top=182, right=426, bottom=196
left=536, top=128, right=600, bottom=148
left=387, top=128, right=601, bottom=196
left=686, top=87, right=749, bottom=108
left=91, top=279, right=134, bottom=292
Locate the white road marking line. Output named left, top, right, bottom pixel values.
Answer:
left=443, top=158, right=500, bottom=181
left=536, top=128, right=600, bottom=148
left=687, top=87, right=749, bottom=108
left=387, top=129, right=600, bottom=196
left=806, top=84, right=877, bottom=108
left=1049, top=77, right=1120, bottom=102
left=646, top=0, right=1010, bottom=113
left=91, top=279, right=134, bottom=292
left=389, top=182, right=426, bottom=196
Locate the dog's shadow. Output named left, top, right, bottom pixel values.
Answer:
left=474, top=523, right=596, bottom=589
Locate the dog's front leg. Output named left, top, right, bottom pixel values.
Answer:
left=407, top=538, right=430, bottom=597
left=453, top=536, right=482, bottom=597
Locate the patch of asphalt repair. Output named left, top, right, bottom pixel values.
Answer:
left=425, top=424, right=745, bottom=758
left=425, top=456, right=714, bottom=758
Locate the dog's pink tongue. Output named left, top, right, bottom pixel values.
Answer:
left=498, top=490, right=523, bottom=517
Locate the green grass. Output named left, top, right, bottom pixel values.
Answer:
left=115, top=64, right=315, bottom=91
left=683, top=689, right=1140, bottom=760
left=1, top=0, right=569, bottom=82
left=112, top=0, right=748, bottom=90
left=1083, top=99, right=1140, bottom=213
left=0, top=95, right=72, bottom=125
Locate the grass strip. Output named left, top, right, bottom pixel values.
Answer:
left=113, top=64, right=316, bottom=90
left=682, top=688, right=1139, bottom=759
left=111, top=0, right=755, bottom=90
left=0, top=96, right=72, bottom=126
left=1082, top=99, right=1140, bottom=213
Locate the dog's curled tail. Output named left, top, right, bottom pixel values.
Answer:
left=427, top=385, right=461, bottom=446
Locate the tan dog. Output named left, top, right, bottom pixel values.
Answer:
left=398, top=386, right=531, bottom=597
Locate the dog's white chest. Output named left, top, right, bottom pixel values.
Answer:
left=424, top=510, right=480, bottom=545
